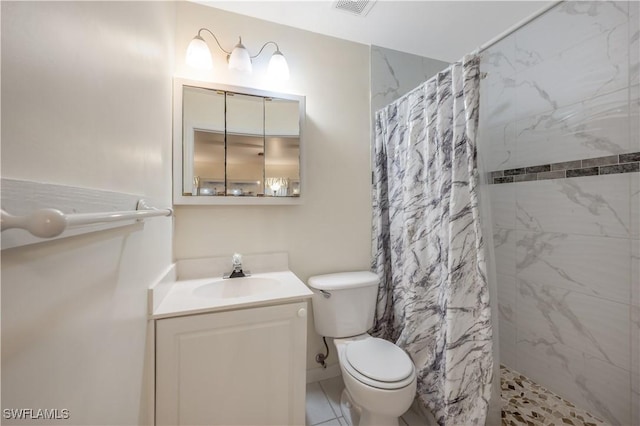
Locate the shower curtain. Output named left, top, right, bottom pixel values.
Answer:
left=371, top=54, right=493, bottom=425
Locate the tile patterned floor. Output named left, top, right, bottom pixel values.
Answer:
left=306, top=367, right=608, bottom=426
left=306, top=378, right=347, bottom=426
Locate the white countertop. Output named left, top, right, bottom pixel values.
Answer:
left=151, top=270, right=313, bottom=319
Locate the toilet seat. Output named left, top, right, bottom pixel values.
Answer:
left=342, top=337, right=415, bottom=390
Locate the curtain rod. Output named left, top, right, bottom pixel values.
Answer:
left=477, top=0, right=562, bottom=54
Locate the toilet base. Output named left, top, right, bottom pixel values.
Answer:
left=340, top=388, right=360, bottom=426
left=340, top=388, right=399, bottom=426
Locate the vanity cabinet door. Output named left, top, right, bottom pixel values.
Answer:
left=155, top=302, right=307, bottom=426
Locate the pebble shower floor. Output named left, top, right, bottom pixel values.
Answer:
left=501, top=365, right=607, bottom=426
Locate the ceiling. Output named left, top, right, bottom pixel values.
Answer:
left=196, top=1, right=555, bottom=62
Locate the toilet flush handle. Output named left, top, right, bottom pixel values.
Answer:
left=319, top=290, right=331, bottom=298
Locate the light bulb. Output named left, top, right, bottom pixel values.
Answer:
left=268, top=50, right=290, bottom=81
left=228, top=38, right=252, bottom=74
left=186, top=35, right=213, bottom=70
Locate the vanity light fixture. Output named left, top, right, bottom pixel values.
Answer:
left=186, top=28, right=290, bottom=81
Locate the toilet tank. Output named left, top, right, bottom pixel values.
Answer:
left=308, top=271, right=379, bottom=338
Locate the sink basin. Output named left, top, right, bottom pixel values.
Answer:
left=192, top=277, right=282, bottom=299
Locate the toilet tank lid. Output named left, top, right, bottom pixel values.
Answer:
left=308, top=271, right=379, bottom=290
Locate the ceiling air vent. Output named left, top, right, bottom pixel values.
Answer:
left=332, top=0, right=377, bottom=17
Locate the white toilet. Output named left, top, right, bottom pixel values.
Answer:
left=308, top=271, right=417, bottom=426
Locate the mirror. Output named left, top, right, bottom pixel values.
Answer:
left=173, top=79, right=305, bottom=205
left=226, top=93, right=264, bottom=197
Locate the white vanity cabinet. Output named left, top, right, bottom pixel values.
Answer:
left=155, top=301, right=308, bottom=426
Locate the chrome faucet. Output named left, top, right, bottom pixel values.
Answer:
left=223, top=253, right=251, bottom=279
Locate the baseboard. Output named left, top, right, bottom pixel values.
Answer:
left=306, top=363, right=341, bottom=383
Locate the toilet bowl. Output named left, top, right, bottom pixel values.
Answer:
left=334, top=335, right=417, bottom=426
left=308, top=270, right=418, bottom=426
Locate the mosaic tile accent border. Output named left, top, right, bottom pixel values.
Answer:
left=490, top=152, right=640, bottom=184
left=501, top=365, right=607, bottom=426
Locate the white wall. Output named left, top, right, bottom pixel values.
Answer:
left=1, top=2, right=175, bottom=424
left=173, top=2, right=371, bottom=370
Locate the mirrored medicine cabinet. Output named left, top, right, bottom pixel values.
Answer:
left=173, top=79, right=305, bottom=205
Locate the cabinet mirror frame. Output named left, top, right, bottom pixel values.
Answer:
left=173, top=78, right=306, bottom=205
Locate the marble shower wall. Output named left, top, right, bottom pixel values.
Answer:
left=370, top=45, right=448, bottom=116
left=478, top=2, right=640, bottom=425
